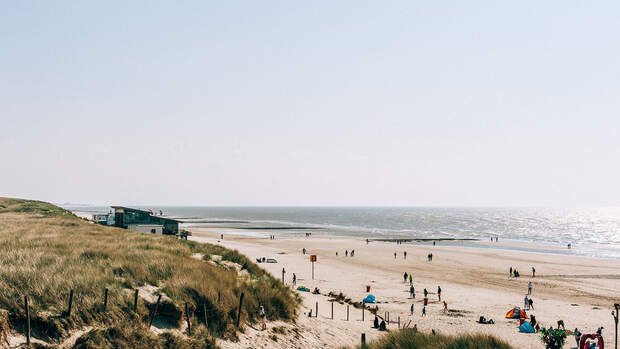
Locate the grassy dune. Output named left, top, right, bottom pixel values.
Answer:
left=347, top=329, right=514, bottom=349
left=0, top=198, right=299, bottom=347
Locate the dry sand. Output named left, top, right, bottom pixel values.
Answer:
left=190, top=229, right=620, bottom=349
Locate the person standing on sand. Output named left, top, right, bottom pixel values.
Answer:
left=510, top=267, right=513, bottom=277
left=345, top=250, right=348, bottom=257
left=351, top=250, right=355, bottom=257
left=410, top=304, right=414, bottom=315
left=524, top=295, right=529, bottom=310
left=528, top=298, right=534, bottom=310
left=403, top=272, right=408, bottom=283
left=424, top=288, right=428, bottom=298
left=302, top=248, right=306, bottom=255
left=437, top=286, right=442, bottom=301
left=443, top=301, right=448, bottom=311
left=404, top=251, right=407, bottom=259
left=422, top=307, right=426, bottom=316
left=410, top=285, right=415, bottom=298
left=532, top=267, right=536, bottom=277
left=292, top=273, right=296, bottom=286
left=259, top=305, right=266, bottom=330
left=528, top=281, right=532, bottom=295
left=394, top=252, right=397, bottom=259
left=409, top=274, right=413, bottom=285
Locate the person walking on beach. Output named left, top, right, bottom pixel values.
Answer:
left=394, top=252, right=397, bottom=259
left=528, top=298, right=534, bottom=310
left=259, top=305, right=266, bottom=330
left=409, top=274, right=413, bottom=285
left=443, top=301, right=448, bottom=311
left=510, top=267, right=513, bottom=277
left=422, top=307, right=426, bottom=316
left=302, top=248, right=306, bottom=255
left=410, top=304, right=414, bottom=315
left=527, top=281, right=532, bottom=295
left=524, top=295, right=529, bottom=310
left=404, top=251, right=407, bottom=259
left=292, top=273, right=296, bottom=286
left=410, top=285, right=415, bottom=298
left=437, top=286, right=442, bottom=301
left=424, top=288, right=428, bottom=298
left=403, top=272, right=408, bottom=283
left=351, top=250, right=355, bottom=257
left=345, top=250, right=348, bottom=257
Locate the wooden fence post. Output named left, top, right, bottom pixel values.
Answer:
left=148, top=295, right=162, bottom=328
left=347, top=305, right=349, bottom=321
left=67, top=289, right=74, bottom=317
left=203, top=302, right=208, bottom=328
left=362, top=302, right=365, bottom=321
left=185, top=302, right=191, bottom=335
left=331, top=302, right=333, bottom=320
left=315, top=301, right=318, bottom=318
left=24, top=296, right=31, bottom=346
left=361, top=333, right=366, bottom=348
left=103, top=288, right=109, bottom=311
left=133, top=289, right=139, bottom=312
left=398, top=316, right=400, bottom=329
left=236, top=292, right=245, bottom=328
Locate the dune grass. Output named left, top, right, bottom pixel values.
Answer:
left=0, top=198, right=299, bottom=346
left=347, top=329, right=514, bottom=349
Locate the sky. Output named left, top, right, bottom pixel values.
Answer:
left=1, top=1, right=619, bottom=206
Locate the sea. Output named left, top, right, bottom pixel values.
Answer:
left=66, top=206, right=620, bottom=260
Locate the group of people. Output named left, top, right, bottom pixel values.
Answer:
left=344, top=249, right=355, bottom=257
left=268, top=235, right=276, bottom=240
left=427, top=253, right=433, bottom=261
left=394, top=251, right=407, bottom=259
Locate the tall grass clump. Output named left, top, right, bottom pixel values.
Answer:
left=348, top=329, right=514, bottom=349
left=0, top=198, right=299, bottom=346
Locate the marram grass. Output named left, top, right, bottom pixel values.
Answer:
left=0, top=198, right=299, bottom=347
left=346, top=329, right=514, bottom=349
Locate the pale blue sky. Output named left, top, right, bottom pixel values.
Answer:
left=1, top=1, right=619, bottom=206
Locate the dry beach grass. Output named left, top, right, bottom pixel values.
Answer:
left=0, top=198, right=298, bottom=347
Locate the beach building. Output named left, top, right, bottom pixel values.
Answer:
left=111, top=206, right=179, bottom=235
left=128, top=224, right=163, bottom=234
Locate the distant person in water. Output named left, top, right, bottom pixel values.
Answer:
left=568, top=243, right=572, bottom=249
left=433, top=241, right=436, bottom=246
left=366, top=238, right=369, bottom=244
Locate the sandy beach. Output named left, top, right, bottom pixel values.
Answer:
left=189, top=228, right=620, bottom=349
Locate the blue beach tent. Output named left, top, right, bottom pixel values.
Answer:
left=363, top=294, right=376, bottom=304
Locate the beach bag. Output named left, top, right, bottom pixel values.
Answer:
left=363, top=294, right=376, bottom=304
left=519, top=322, right=535, bottom=333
